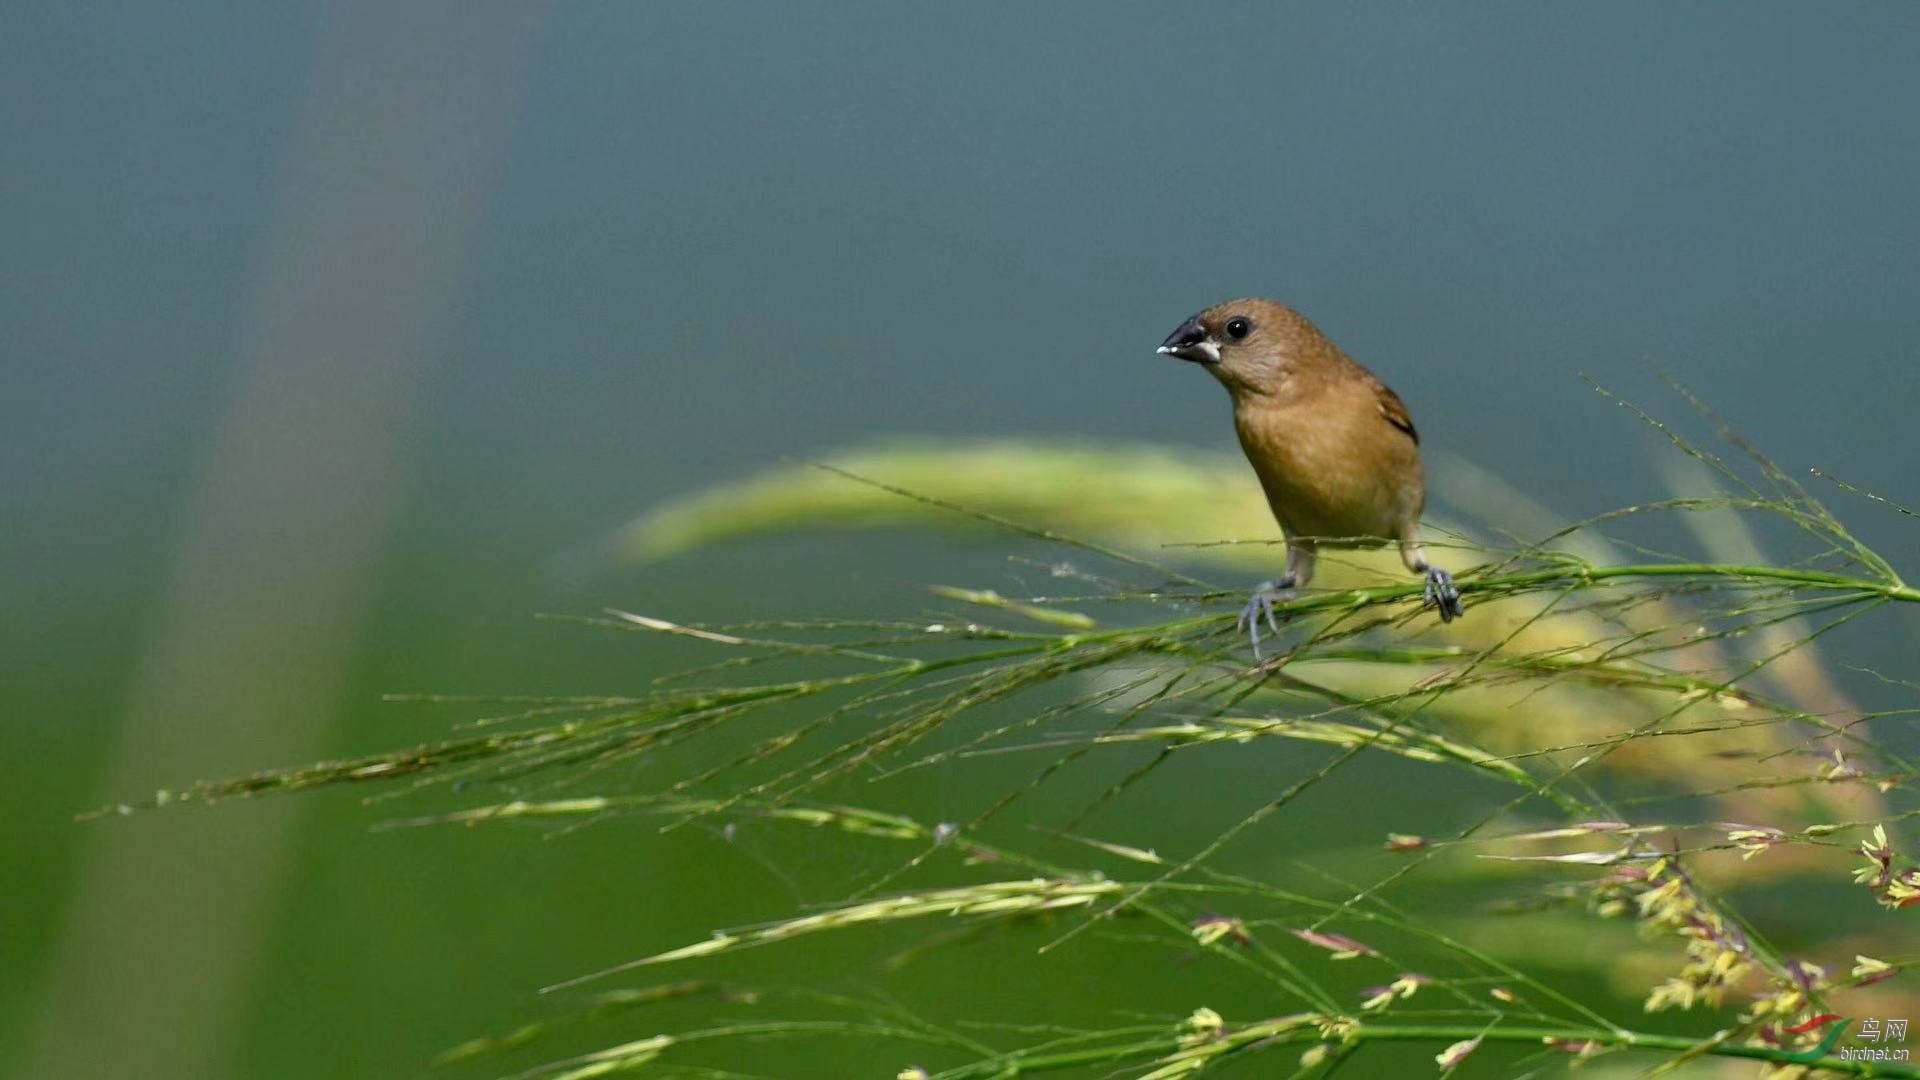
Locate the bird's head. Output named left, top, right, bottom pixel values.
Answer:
left=1157, top=298, right=1331, bottom=398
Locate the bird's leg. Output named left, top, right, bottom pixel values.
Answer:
left=1421, top=566, right=1463, bottom=622
left=1399, top=539, right=1463, bottom=622
left=1236, top=574, right=1296, bottom=658
left=1237, top=539, right=1316, bottom=657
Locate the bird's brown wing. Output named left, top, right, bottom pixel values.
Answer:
left=1371, top=377, right=1419, bottom=445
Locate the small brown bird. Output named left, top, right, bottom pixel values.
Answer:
left=1158, top=298, right=1462, bottom=651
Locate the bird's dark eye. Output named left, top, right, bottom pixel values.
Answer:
left=1224, top=316, right=1252, bottom=340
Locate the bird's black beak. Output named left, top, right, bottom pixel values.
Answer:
left=1157, top=314, right=1220, bottom=364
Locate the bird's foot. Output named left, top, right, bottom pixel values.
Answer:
left=1236, top=578, right=1296, bottom=658
left=1423, top=566, right=1463, bottom=622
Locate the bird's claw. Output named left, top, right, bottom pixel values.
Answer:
left=1236, top=579, right=1295, bottom=658
left=1424, top=567, right=1463, bottom=622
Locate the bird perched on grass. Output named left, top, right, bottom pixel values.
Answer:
left=1158, top=298, right=1463, bottom=652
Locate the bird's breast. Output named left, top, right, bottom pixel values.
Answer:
left=1231, top=397, right=1423, bottom=542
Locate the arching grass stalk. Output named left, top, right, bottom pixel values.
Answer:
left=96, top=558, right=1914, bottom=812
left=104, top=396, right=1920, bottom=1078
left=924, top=1015, right=1920, bottom=1078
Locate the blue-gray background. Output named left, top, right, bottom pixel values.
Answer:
left=6, top=3, right=1918, bottom=1077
